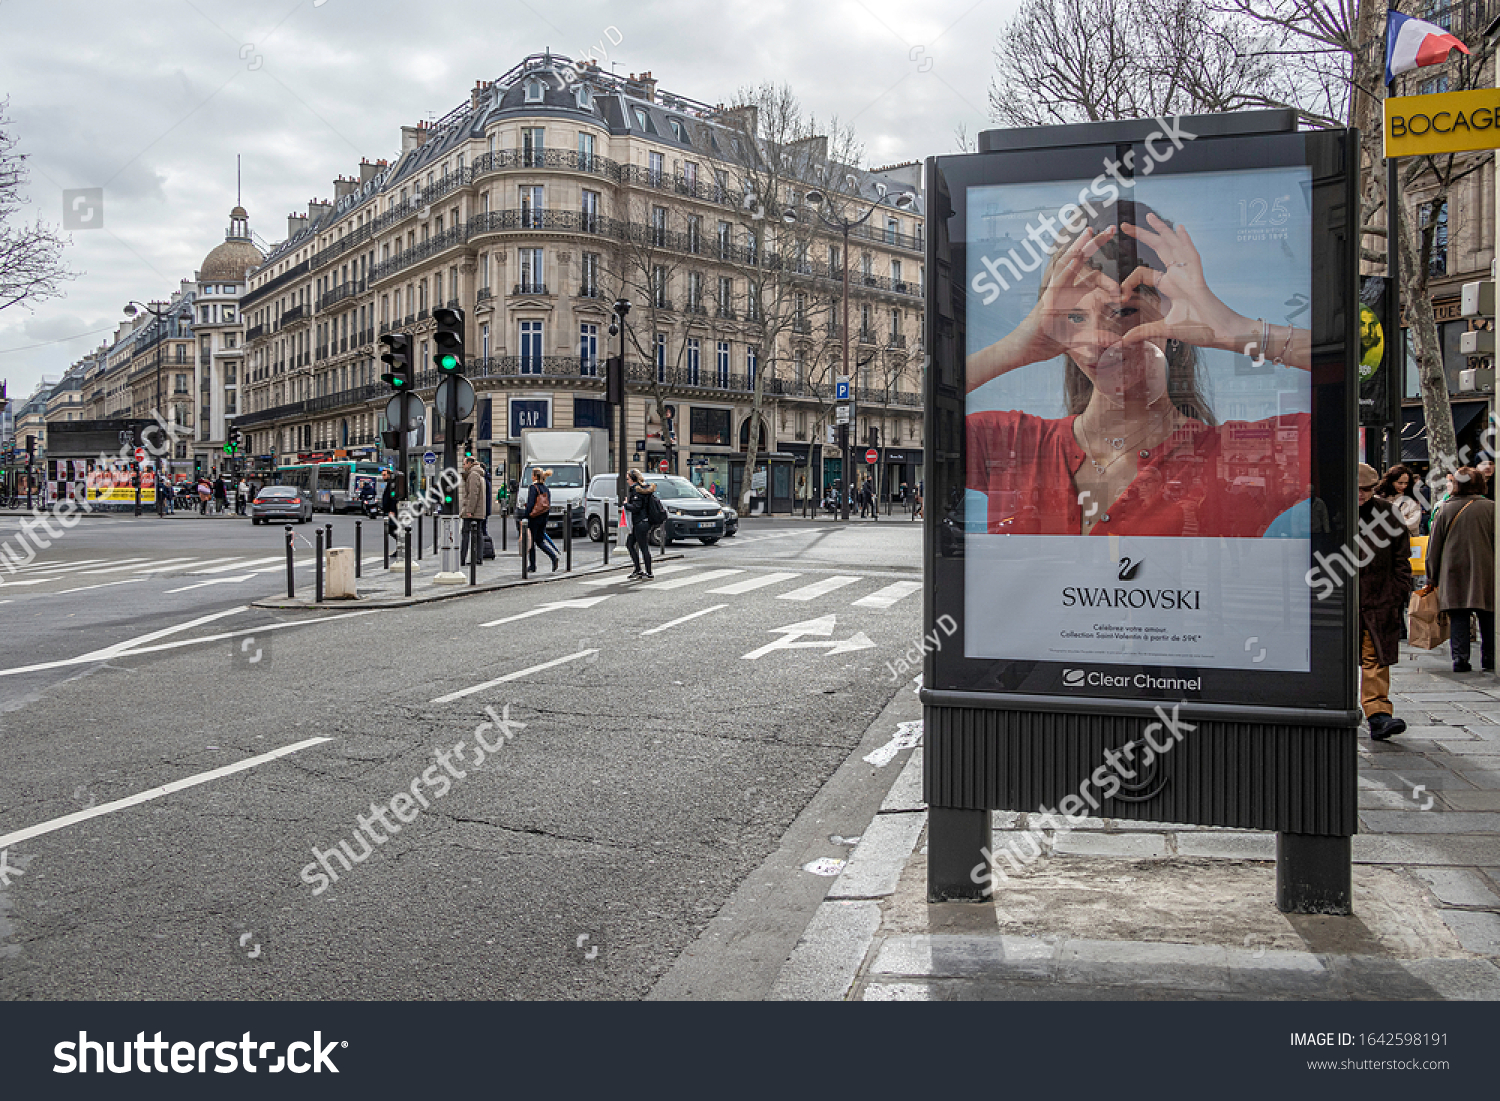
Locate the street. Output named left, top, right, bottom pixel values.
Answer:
left=0, top=511, right=923, bottom=999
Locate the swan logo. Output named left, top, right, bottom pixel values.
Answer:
left=1062, top=669, right=1086, bottom=687
left=1118, top=557, right=1143, bottom=581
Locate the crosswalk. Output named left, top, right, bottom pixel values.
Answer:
left=579, top=565, right=922, bottom=611
left=0, top=550, right=377, bottom=595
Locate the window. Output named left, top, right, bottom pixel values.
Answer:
left=690, top=407, right=731, bottom=446
left=794, top=349, right=805, bottom=385
left=890, top=309, right=901, bottom=340
left=652, top=265, right=668, bottom=308
left=519, top=320, right=543, bottom=373
left=688, top=271, right=703, bottom=311
left=669, top=119, right=686, bottom=142
left=655, top=333, right=667, bottom=382
left=579, top=323, right=599, bottom=375
left=686, top=338, right=701, bottom=385
left=716, top=341, right=730, bottom=388
left=651, top=205, right=668, bottom=247
left=481, top=322, right=491, bottom=360
left=1419, top=202, right=1449, bottom=277
left=687, top=215, right=701, bottom=253
left=520, top=185, right=544, bottom=228
left=522, top=127, right=544, bottom=166
left=683, top=161, right=699, bottom=192
left=892, top=259, right=903, bottom=288
left=746, top=230, right=759, bottom=266
left=578, top=131, right=596, bottom=170
left=717, top=221, right=732, bottom=259
left=574, top=397, right=608, bottom=428
left=747, top=347, right=758, bottom=389
left=577, top=86, right=593, bottom=110
left=525, top=80, right=544, bottom=102
left=886, top=217, right=899, bottom=244
left=581, top=189, right=600, bottom=232
left=718, top=276, right=733, bottom=316
left=648, top=150, right=664, bottom=185
left=635, top=107, right=652, bottom=132
left=714, top=169, right=728, bottom=203
left=580, top=252, right=600, bottom=297
left=518, top=248, right=545, bottom=292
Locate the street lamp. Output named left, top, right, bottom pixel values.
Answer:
left=124, top=299, right=172, bottom=517
left=796, top=183, right=915, bottom=520
left=608, top=298, right=632, bottom=503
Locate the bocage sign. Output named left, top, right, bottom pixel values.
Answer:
left=1384, top=88, right=1500, bottom=159
left=1062, top=668, right=1202, bottom=693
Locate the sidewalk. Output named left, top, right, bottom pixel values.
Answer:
left=773, top=645, right=1500, bottom=1001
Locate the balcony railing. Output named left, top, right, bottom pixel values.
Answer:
left=245, top=324, right=266, bottom=342
left=513, top=282, right=550, bottom=296
left=477, top=287, right=493, bottom=302
left=280, top=304, right=308, bottom=325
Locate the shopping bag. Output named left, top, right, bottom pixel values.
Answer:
left=1408, top=588, right=1449, bottom=650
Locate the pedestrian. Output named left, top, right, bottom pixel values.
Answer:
left=480, top=462, right=495, bottom=559
left=1375, top=463, right=1422, bottom=536
left=522, top=467, right=559, bottom=573
left=197, top=477, right=211, bottom=515
left=912, top=481, right=923, bottom=520
left=459, top=456, right=485, bottom=566
left=160, top=478, right=175, bottom=515
left=213, top=475, right=228, bottom=515
left=1424, top=465, right=1496, bottom=674
left=1356, top=463, right=1413, bottom=741
left=381, top=468, right=403, bottom=548
left=1480, top=459, right=1496, bottom=501
left=236, top=476, right=249, bottom=516
left=623, top=468, right=661, bottom=580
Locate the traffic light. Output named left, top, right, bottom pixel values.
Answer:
left=223, top=424, right=241, bottom=456
left=379, top=333, right=413, bottom=391
left=432, top=307, right=465, bottom=373
left=194, top=455, right=203, bottom=475
left=454, top=421, right=475, bottom=458
left=25, top=434, right=35, bottom=461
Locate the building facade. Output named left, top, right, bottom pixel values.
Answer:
left=237, top=55, right=927, bottom=509
left=193, top=205, right=260, bottom=472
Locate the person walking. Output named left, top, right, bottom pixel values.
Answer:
left=213, top=475, right=229, bottom=516
left=623, top=469, right=660, bottom=580
left=1375, top=463, right=1422, bottom=536
left=522, top=467, right=559, bottom=573
left=381, top=469, right=403, bottom=549
left=459, top=456, right=485, bottom=566
left=197, top=477, right=211, bottom=515
left=235, top=476, right=249, bottom=516
left=1356, top=464, right=1413, bottom=741
left=1425, top=466, right=1496, bottom=673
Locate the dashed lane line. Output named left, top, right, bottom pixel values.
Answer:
left=641, top=604, right=729, bottom=636
left=431, top=649, right=600, bottom=704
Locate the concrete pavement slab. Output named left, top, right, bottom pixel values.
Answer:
left=826, top=811, right=926, bottom=899
left=1412, top=868, right=1500, bottom=908
left=1437, top=910, right=1500, bottom=955
left=765, top=900, right=880, bottom=1001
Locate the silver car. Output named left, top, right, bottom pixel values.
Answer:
left=251, top=485, right=313, bottom=524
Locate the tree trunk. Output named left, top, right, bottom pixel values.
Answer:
left=1396, top=197, right=1459, bottom=480
left=739, top=345, right=768, bottom=516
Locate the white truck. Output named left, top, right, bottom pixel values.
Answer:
left=519, top=427, right=610, bottom=535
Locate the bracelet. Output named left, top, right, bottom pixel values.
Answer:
left=1274, top=324, right=1294, bottom=366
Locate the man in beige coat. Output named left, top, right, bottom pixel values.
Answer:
left=458, top=456, right=486, bottom=567
left=1425, top=466, right=1496, bottom=673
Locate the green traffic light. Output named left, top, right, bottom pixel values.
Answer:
left=438, top=354, right=458, bottom=371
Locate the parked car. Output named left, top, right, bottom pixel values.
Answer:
left=251, top=485, right=313, bottom=524
left=698, top=486, right=738, bottom=536
left=584, top=473, right=725, bottom=546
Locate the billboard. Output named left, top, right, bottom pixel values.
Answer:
left=930, top=127, right=1356, bottom=713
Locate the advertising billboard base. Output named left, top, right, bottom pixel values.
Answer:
left=1276, top=832, right=1353, bottom=915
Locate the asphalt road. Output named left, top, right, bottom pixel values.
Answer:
left=0, top=508, right=924, bottom=999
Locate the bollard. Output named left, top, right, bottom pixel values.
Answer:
left=521, top=519, right=529, bottom=580
left=383, top=519, right=390, bottom=571
left=404, top=528, right=412, bottom=597
left=355, top=520, right=362, bottom=578
left=565, top=503, right=573, bottom=573
left=469, top=524, right=478, bottom=587
left=433, top=512, right=439, bottom=556
left=500, top=506, right=507, bottom=552
left=285, top=525, right=295, bottom=599
left=315, top=528, right=324, bottom=604
left=603, top=502, right=610, bottom=566
left=325, top=521, right=333, bottom=549
left=416, top=512, right=424, bottom=560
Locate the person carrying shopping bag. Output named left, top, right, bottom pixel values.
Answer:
left=522, top=467, right=559, bottom=573
left=1424, top=466, right=1496, bottom=673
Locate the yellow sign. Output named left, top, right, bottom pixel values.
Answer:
left=1385, top=88, right=1500, bottom=158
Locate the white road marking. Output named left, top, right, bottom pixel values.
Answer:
left=0, top=738, right=333, bottom=851
left=163, top=574, right=257, bottom=594
left=192, top=556, right=284, bottom=574
left=480, top=595, right=614, bottom=628
left=53, top=578, right=146, bottom=595
left=776, top=575, right=861, bottom=601
left=0, top=558, right=111, bottom=575
left=742, top=614, right=875, bottom=660
left=76, top=557, right=192, bottom=576
left=133, top=556, right=242, bottom=574
left=851, top=580, right=923, bottom=609
left=580, top=562, right=693, bottom=586
left=75, top=606, right=250, bottom=662
left=643, top=568, right=743, bottom=590
left=431, top=649, right=600, bottom=704
left=641, top=604, right=729, bottom=636
left=707, top=571, right=801, bottom=595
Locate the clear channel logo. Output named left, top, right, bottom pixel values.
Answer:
left=1062, top=669, right=1086, bottom=687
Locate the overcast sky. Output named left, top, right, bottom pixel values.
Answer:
left=0, top=0, right=1020, bottom=398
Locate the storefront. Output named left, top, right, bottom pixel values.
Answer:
left=883, top=448, right=924, bottom=503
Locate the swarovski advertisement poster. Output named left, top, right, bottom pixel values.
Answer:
left=964, top=162, right=1316, bottom=675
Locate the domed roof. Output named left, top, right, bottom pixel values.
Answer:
left=199, top=237, right=263, bottom=281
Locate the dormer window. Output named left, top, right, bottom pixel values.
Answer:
left=576, top=86, right=592, bottom=109
left=526, top=80, right=544, bottom=103
left=633, top=107, right=650, bottom=131
left=669, top=119, right=687, bottom=142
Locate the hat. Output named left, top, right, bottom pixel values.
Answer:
left=1357, top=463, right=1378, bottom=487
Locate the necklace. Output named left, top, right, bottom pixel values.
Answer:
left=1079, top=408, right=1178, bottom=477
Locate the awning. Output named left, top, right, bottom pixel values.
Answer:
left=1401, top=400, right=1489, bottom=463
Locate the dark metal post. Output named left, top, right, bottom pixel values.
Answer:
left=841, top=222, right=851, bottom=522
left=314, top=528, right=324, bottom=604
left=324, top=521, right=332, bottom=549
left=521, top=520, right=529, bottom=580
left=285, top=524, right=295, bottom=599
left=604, top=502, right=610, bottom=566
left=565, top=502, right=573, bottom=572
left=927, top=808, right=991, bottom=902
left=355, top=520, right=362, bottom=578
left=500, top=503, right=507, bottom=551
left=383, top=519, right=390, bottom=571
left=1276, top=833, right=1352, bottom=915
left=1385, top=141, right=1402, bottom=469
left=404, top=527, right=412, bottom=597
left=416, top=511, right=424, bottom=560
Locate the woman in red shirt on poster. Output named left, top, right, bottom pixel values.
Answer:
left=967, top=201, right=1312, bottom=538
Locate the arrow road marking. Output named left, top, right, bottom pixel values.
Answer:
left=480, top=594, right=614, bottom=628
left=742, top=615, right=876, bottom=659
left=163, top=574, right=257, bottom=594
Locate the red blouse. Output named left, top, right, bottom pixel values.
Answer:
left=966, top=409, right=1311, bottom=538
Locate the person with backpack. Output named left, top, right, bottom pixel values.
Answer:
left=623, top=469, right=662, bottom=580
left=523, top=467, right=559, bottom=572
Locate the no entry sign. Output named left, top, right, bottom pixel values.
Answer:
left=865, top=448, right=879, bottom=464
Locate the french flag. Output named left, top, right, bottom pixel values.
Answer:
left=1386, top=10, right=1470, bottom=85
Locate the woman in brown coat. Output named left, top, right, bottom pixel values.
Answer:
left=1425, top=467, right=1496, bottom=673
left=1357, top=464, right=1413, bottom=740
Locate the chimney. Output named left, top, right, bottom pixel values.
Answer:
left=625, top=71, right=657, bottom=103
left=308, top=199, right=333, bottom=222
left=471, top=79, right=490, bottom=110
left=359, top=159, right=380, bottom=184
left=401, top=125, right=424, bottom=153
left=287, top=211, right=308, bottom=238
left=333, top=175, right=358, bottom=202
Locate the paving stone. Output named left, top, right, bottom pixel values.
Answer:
left=1412, top=867, right=1500, bottom=908
left=1359, top=810, right=1500, bottom=834
left=1359, top=789, right=1430, bottom=810
left=1437, top=910, right=1500, bottom=955
left=1325, top=956, right=1447, bottom=999
left=879, top=748, right=925, bottom=814
left=1358, top=771, right=1473, bottom=791
left=1052, top=832, right=1168, bottom=858
left=767, top=900, right=880, bottom=1001
left=827, top=811, right=925, bottom=899
left=1449, top=768, right=1500, bottom=790
left=1359, top=752, right=1443, bottom=770
left=869, top=934, right=1057, bottom=981
left=1438, top=790, right=1500, bottom=811
left=1461, top=725, right=1500, bottom=740
left=1055, top=939, right=1231, bottom=992
left=1224, top=949, right=1333, bottom=995
left=1353, top=834, right=1500, bottom=866
left=1435, top=746, right=1500, bottom=761
left=860, top=981, right=936, bottom=1000
left=1174, top=833, right=1276, bottom=860
left=1405, top=692, right=1498, bottom=703
left=1400, top=958, right=1500, bottom=1000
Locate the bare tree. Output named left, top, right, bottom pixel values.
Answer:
left=0, top=99, right=74, bottom=313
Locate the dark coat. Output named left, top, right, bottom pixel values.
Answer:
left=1358, top=496, right=1413, bottom=666
left=1427, top=495, right=1495, bottom=613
